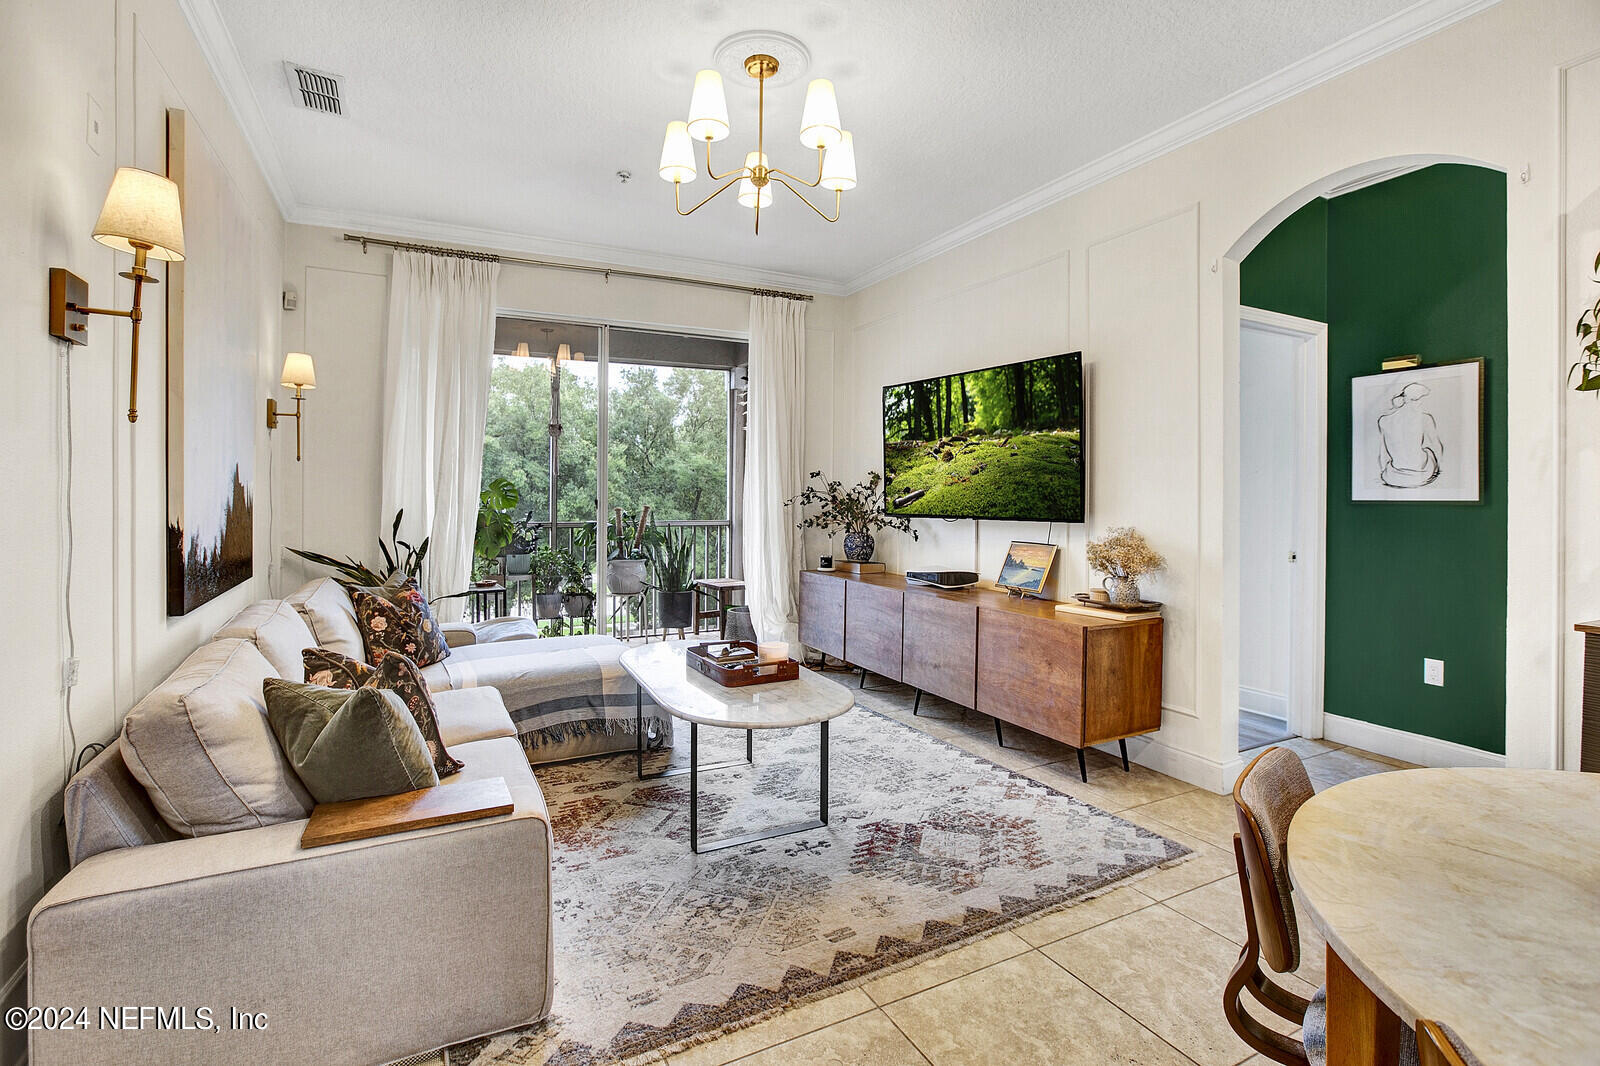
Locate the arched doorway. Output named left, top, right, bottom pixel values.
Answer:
left=1223, top=156, right=1510, bottom=767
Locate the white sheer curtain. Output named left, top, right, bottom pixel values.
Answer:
left=741, top=295, right=807, bottom=642
left=379, top=250, right=500, bottom=621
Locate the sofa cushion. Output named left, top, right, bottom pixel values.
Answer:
left=448, top=736, right=539, bottom=795
left=350, top=579, right=451, bottom=668
left=63, top=740, right=179, bottom=866
left=432, top=687, right=517, bottom=747
left=121, top=639, right=313, bottom=836
left=304, top=647, right=465, bottom=778
left=287, top=578, right=366, bottom=660
left=419, top=635, right=618, bottom=691
left=215, top=599, right=315, bottom=681
left=264, top=680, right=439, bottom=803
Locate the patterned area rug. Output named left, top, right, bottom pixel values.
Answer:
left=454, top=703, right=1190, bottom=1066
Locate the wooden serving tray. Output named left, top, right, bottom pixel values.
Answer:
left=300, top=777, right=514, bottom=849
left=687, top=641, right=801, bottom=687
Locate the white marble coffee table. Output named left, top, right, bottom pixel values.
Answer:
left=621, top=641, right=855, bottom=853
left=1288, top=768, right=1600, bottom=1065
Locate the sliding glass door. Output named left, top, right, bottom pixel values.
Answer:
left=486, top=317, right=745, bottom=637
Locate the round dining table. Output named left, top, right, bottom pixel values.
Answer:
left=1286, top=768, right=1600, bottom=1065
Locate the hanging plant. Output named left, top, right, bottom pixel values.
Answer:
left=1571, top=249, right=1600, bottom=394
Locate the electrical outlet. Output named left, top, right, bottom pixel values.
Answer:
left=1423, top=658, right=1445, bottom=687
left=63, top=658, right=81, bottom=689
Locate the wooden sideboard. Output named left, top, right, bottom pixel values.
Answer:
left=1574, top=621, right=1600, bottom=772
left=799, top=570, right=1164, bottom=780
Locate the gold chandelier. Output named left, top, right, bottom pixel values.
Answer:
left=658, top=55, right=856, bottom=235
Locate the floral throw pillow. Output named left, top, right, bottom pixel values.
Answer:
left=349, top=580, right=450, bottom=669
left=303, top=647, right=464, bottom=778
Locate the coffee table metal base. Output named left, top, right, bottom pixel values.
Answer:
left=635, top=691, right=831, bottom=854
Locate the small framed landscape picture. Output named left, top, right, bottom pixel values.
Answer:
left=1350, top=359, right=1483, bottom=503
left=996, top=541, right=1058, bottom=595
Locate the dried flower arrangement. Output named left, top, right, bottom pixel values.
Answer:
left=1085, top=527, right=1165, bottom=601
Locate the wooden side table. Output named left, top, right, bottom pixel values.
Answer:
left=693, top=579, right=745, bottom=638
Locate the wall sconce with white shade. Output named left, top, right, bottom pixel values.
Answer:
left=48, top=166, right=186, bottom=423
left=266, top=352, right=316, bottom=461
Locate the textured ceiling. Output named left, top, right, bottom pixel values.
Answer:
left=201, top=0, right=1486, bottom=291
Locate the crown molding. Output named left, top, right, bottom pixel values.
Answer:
left=290, top=204, right=848, bottom=296
left=839, top=0, right=1502, bottom=295
left=174, top=0, right=297, bottom=215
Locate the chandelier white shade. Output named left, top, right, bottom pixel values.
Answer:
left=658, top=52, right=856, bottom=235
left=658, top=121, right=697, bottom=184
left=799, top=79, right=842, bottom=150
left=820, top=131, right=857, bottom=191
left=686, top=70, right=730, bottom=142
left=738, top=152, right=773, bottom=208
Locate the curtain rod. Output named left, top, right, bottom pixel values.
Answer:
left=342, top=233, right=813, bottom=302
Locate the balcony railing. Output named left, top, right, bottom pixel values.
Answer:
left=506, top=519, right=735, bottom=639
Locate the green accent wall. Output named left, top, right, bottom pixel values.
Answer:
left=1241, top=164, right=1508, bottom=754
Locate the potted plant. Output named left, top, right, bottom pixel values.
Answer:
left=472, top=477, right=520, bottom=585
left=785, top=470, right=918, bottom=562
left=646, top=525, right=697, bottom=631
left=290, top=509, right=430, bottom=591
left=1571, top=248, right=1600, bottom=394
left=528, top=546, right=567, bottom=619
left=598, top=507, right=661, bottom=595
left=558, top=548, right=595, bottom=622
left=1085, top=526, right=1165, bottom=606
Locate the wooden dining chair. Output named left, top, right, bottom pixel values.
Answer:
left=1417, top=1020, right=1481, bottom=1066
left=1225, top=746, right=1319, bottom=1065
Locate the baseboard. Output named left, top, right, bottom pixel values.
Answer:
left=1101, top=734, right=1239, bottom=794
left=1239, top=687, right=1288, bottom=720
left=1322, top=714, right=1506, bottom=768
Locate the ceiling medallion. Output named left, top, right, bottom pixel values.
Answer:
left=658, top=37, right=856, bottom=236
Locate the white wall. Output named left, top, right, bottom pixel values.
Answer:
left=278, top=224, right=841, bottom=593
left=1238, top=326, right=1300, bottom=719
left=0, top=0, right=285, bottom=1053
left=1560, top=53, right=1600, bottom=771
left=825, top=0, right=1598, bottom=790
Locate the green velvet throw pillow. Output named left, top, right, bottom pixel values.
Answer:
left=263, top=679, right=439, bottom=804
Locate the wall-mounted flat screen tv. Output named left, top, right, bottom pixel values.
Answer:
left=883, top=352, right=1084, bottom=523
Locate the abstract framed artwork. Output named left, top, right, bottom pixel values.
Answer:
left=1350, top=359, right=1483, bottom=503
left=166, top=108, right=258, bottom=614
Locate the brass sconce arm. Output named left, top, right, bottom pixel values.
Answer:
left=265, top=387, right=308, bottom=461
left=48, top=242, right=157, bottom=423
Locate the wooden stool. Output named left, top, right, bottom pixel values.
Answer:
left=693, top=579, right=745, bottom=638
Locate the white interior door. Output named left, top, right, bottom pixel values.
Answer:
left=1239, top=308, right=1328, bottom=741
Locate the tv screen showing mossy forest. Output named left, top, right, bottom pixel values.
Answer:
left=883, top=352, right=1084, bottom=523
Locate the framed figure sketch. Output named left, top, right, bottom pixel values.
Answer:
left=1350, top=359, right=1483, bottom=502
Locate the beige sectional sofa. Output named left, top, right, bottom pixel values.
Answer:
left=28, top=578, right=664, bottom=1065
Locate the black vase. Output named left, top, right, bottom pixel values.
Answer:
left=842, top=531, right=875, bottom=562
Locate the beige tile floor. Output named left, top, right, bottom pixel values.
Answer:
left=427, top=687, right=1411, bottom=1066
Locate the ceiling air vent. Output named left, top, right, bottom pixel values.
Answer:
left=284, top=62, right=344, bottom=115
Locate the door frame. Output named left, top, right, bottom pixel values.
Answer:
left=1239, top=306, right=1328, bottom=741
